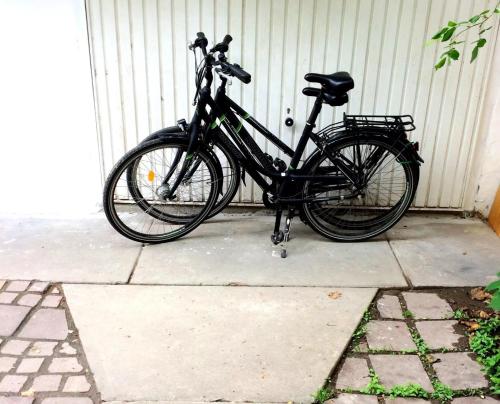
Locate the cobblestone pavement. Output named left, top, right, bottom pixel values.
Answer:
left=328, top=291, right=497, bottom=403
left=0, top=280, right=99, bottom=404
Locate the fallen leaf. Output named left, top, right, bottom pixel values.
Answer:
left=426, top=354, right=439, bottom=364
left=460, top=320, right=480, bottom=332
left=21, top=390, right=34, bottom=397
left=478, top=310, right=491, bottom=319
left=470, top=287, right=492, bottom=301
left=328, top=291, right=342, bottom=300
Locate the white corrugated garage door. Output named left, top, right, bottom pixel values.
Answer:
left=86, top=0, right=498, bottom=209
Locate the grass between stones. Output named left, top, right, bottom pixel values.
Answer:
left=315, top=288, right=499, bottom=403
left=469, top=316, right=500, bottom=394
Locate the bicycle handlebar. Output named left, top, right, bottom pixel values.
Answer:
left=220, top=61, right=251, bottom=84
left=190, top=32, right=251, bottom=84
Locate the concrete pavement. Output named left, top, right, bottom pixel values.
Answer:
left=1, top=213, right=498, bottom=287
left=1, top=212, right=499, bottom=403
left=63, top=284, right=376, bottom=403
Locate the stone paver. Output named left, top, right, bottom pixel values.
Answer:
left=1, top=339, right=30, bottom=355
left=326, top=394, right=378, bottom=403
left=17, top=294, right=41, bottom=307
left=134, top=215, right=407, bottom=287
left=41, top=399, right=92, bottom=404
left=0, top=293, right=18, bottom=304
left=366, top=321, right=416, bottom=351
left=16, top=357, right=44, bottom=373
left=0, top=280, right=5, bottom=289
left=452, top=398, right=499, bottom=403
left=5, top=282, right=30, bottom=292
left=59, top=342, right=77, bottom=355
left=63, top=375, right=91, bottom=393
left=30, top=374, right=62, bottom=391
left=370, top=355, right=433, bottom=391
left=377, top=294, right=404, bottom=319
left=41, top=295, right=62, bottom=308
left=28, top=282, right=49, bottom=293
left=0, top=305, right=31, bottom=337
left=388, top=215, right=500, bottom=286
left=0, top=280, right=97, bottom=403
left=0, top=397, right=34, bottom=404
left=64, top=283, right=376, bottom=402
left=416, top=320, right=461, bottom=349
left=27, top=341, right=57, bottom=356
left=0, top=375, right=28, bottom=393
left=18, top=309, right=68, bottom=340
left=433, top=352, right=488, bottom=389
left=0, top=216, right=141, bottom=283
left=402, top=292, right=453, bottom=319
left=386, top=399, right=429, bottom=403
left=48, top=357, right=82, bottom=373
left=0, top=357, right=17, bottom=372
left=335, top=357, right=370, bottom=390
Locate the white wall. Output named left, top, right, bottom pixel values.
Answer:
left=469, top=28, right=500, bottom=217
left=0, top=0, right=101, bottom=216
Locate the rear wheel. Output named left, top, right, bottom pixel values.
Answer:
left=103, top=139, right=219, bottom=243
left=302, top=135, right=418, bottom=241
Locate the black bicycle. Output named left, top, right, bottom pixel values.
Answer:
left=103, top=32, right=423, bottom=257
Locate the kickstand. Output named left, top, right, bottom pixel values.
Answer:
left=280, top=209, right=294, bottom=258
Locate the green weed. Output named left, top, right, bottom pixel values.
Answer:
left=389, top=383, right=429, bottom=399
left=312, top=387, right=332, bottom=403
left=361, top=369, right=386, bottom=395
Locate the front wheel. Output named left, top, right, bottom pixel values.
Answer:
left=302, top=135, right=419, bottom=241
left=103, top=139, right=219, bottom=243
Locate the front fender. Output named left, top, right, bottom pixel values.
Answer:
left=140, top=125, right=186, bottom=144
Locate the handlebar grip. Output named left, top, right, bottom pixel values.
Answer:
left=227, top=63, right=251, bottom=84
left=222, top=34, right=233, bottom=45
left=196, top=32, right=206, bottom=39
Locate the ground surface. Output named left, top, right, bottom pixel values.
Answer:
left=0, top=213, right=499, bottom=403
left=328, top=289, right=498, bottom=403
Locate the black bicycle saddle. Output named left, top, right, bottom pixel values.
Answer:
left=304, top=71, right=354, bottom=95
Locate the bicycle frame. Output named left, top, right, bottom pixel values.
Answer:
left=200, top=79, right=359, bottom=198
left=163, top=70, right=360, bottom=203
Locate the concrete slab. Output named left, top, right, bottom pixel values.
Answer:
left=133, top=215, right=407, bottom=287
left=0, top=215, right=141, bottom=283
left=387, top=214, right=500, bottom=286
left=63, top=284, right=376, bottom=403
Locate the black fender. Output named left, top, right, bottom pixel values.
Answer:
left=139, top=131, right=224, bottom=196
left=306, top=129, right=423, bottom=170
left=140, top=125, right=186, bottom=144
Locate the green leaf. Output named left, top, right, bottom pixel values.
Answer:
left=448, top=49, right=460, bottom=60
left=447, top=20, right=457, bottom=27
left=469, top=15, right=481, bottom=23
left=495, top=7, right=500, bottom=14
left=432, top=27, right=448, bottom=40
left=435, top=57, right=447, bottom=70
left=480, top=9, right=490, bottom=15
left=486, top=279, right=500, bottom=292
left=471, top=46, right=479, bottom=63
left=441, top=27, right=456, bottom=41
left=477, top=38, right=487, bottom=48
left=489, top=293, right=500, bottom=311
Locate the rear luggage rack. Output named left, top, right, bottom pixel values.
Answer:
left=343, top=113, right=416, bottom=132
